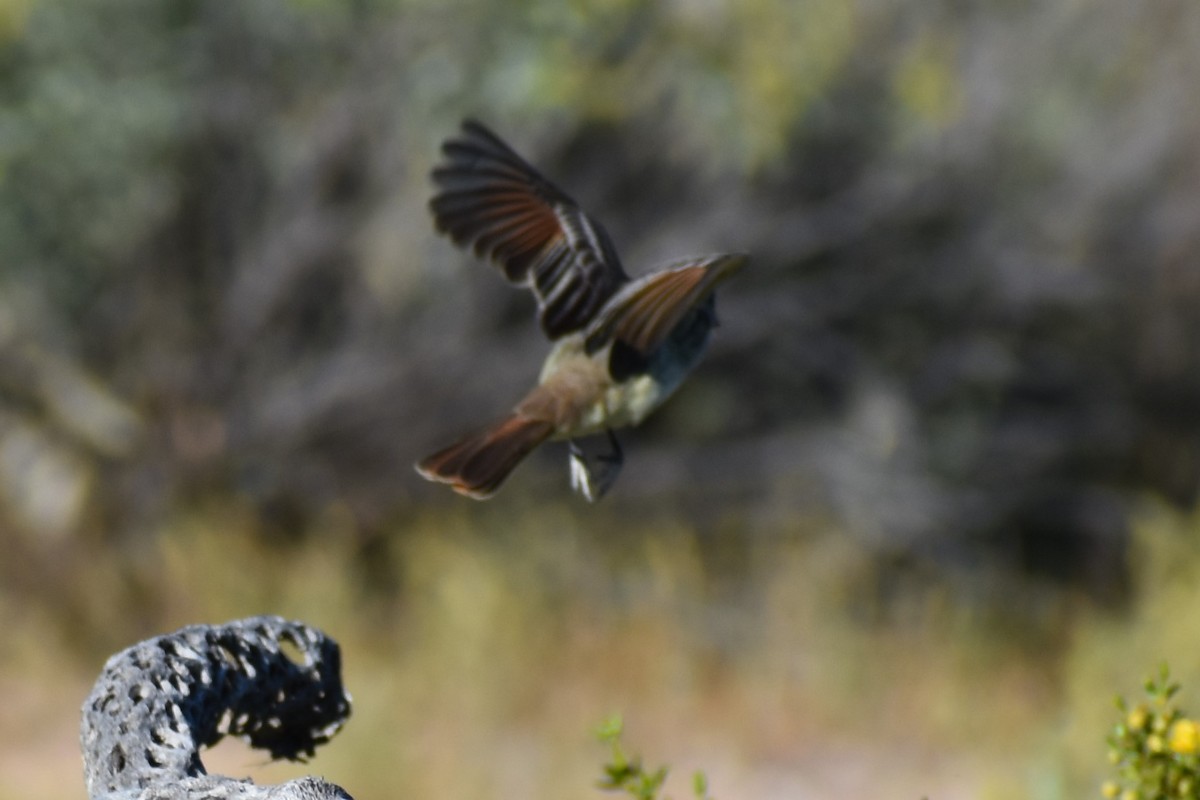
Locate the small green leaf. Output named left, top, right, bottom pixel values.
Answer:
left=596, top=714, right=625, bottom=743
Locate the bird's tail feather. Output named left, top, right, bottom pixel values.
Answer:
left=415, top=414, right=554, bottom=499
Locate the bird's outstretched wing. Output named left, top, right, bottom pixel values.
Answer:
left=584, top=253, right=746, bottom=356
left=430, top=120, right=629, bottom=339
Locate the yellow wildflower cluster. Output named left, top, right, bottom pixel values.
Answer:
left=1105, top=666, right=1200, bottom=799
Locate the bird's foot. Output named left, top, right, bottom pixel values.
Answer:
left=568, top=431, right=624, bottom=502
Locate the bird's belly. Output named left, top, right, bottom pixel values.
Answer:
left=540, top=333, right=702, bottom=441
left=556, top=372, right=669, bottom=439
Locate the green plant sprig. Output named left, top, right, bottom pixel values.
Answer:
left=595, top=715, right=713, bottom=800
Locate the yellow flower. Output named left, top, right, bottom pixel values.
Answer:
left=1100, top=780, right=1120, bottom=798
left=1127, top=705, right=1149, bottom=731
left=1169, top=718, right=1200, bottom=755
left=1148, top=734, right=1166, bottom=753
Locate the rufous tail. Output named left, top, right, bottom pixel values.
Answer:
left=415, top=413, right=554, bottom=499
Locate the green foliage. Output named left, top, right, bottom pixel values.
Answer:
left=595, top=715, right=712, bottom=800
left=1105, top=665, right=1200, bottom=800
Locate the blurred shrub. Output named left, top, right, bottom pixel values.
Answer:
left=0, top=0, right=1197, bottom=610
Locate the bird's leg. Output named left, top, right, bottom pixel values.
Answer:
left=600, top=427, right=623, bottom=467
left=567, top=431, right=624, bottom=502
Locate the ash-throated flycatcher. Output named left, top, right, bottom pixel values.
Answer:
left=415, top=120, right=744, bottom=500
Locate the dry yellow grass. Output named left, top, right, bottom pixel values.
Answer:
left=3, top=498, right=1199, bottom=800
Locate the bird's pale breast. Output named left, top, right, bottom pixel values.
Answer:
left=535, top=334, right=689, bottom=439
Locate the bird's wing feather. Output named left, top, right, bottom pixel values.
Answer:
left=585, top=253, right=746, bottom=355
left=430, top=120, right=628, bottom=339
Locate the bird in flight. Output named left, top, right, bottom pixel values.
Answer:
left=415, top=120, right=744, bottom=501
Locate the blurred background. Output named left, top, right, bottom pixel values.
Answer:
left=2, top=0, right=1200, bottom=798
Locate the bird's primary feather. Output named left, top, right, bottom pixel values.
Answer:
left=429, top=120, right=628, bottom=339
